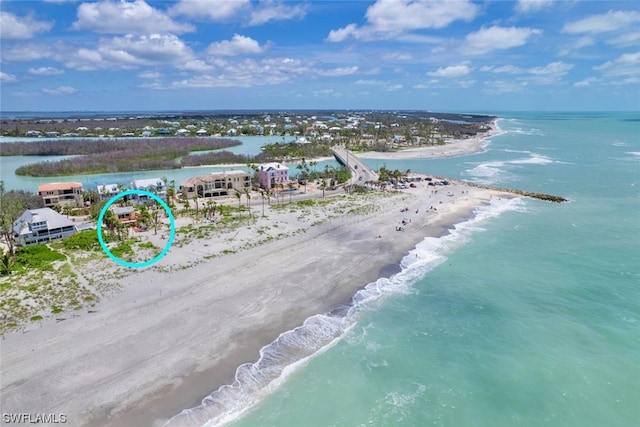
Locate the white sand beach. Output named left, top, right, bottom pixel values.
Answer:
left=359, top=122, right=502, bottom=160
left=1, top=177, right=514, bottom=427
left=0, top=128, right=515, bottom=427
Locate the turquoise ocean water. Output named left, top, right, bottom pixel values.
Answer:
left=167, top=112, right=639, bottom=427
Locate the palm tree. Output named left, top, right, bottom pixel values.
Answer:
left=320, top=178, right=327, bottom=198
left=287, top=182, right=294, bottom=203
left=0, top=250, right=16, bottom=276
left=192, top=195, right=199, bottom=218
left=102, top=209, right=117, bottom=238
left=259, top=190, right=266, bottom=217
left=164, top=177, right=176, bottom=207
left=243, top=188, right=252, bottom=218
left=235, top=190, right=242, bottom=216
left=148, top=206, right=159, bottom=235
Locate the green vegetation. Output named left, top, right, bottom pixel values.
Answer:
left=62, top=231, right=101, bottom=251
left=260, top=142, right=332, bottom=160
left=1, top=181, right=44, bottom=259
left=137, top=241, right=157, bottom=249
left=7, top=138, right=242, bottom=176
left=110, top=240, right=134, bottom=259
left=14, top=245, right=66, bottom=271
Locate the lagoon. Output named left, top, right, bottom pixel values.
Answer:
left=0, top=135, right=336, bottom=192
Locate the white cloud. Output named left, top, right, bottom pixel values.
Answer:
left=327, top=24, right=359, bottom=42
left=1, top=72, right=18, bottom=83
left=178, top=60, right=214, bottom=72
left=459, top=79, right=477, bottom=88
left=461, top=26, right=542, bottom=55
left=169, top=57, right=310, bottom=89
left=574, top=77, right=598, bottom=87
left=563, top=10, right=640, bottom=34
left=1, top=43, right=54, bottom=62
left=427, top=64, right=472, bottom=78
left=481, top=61, right=572, bottom=85
left=249, top=1, right=307, bottom=26
left=606, top=32, right=640, bottom=48
left=170, top=0, right=249, bottom=21
left=493, top=65, right=525, bottom=74
left=355, top=79, right=385, bottom=85
left=483, top=79, right=527, bottom=94
left=28, top=66, right=65, bottom=76
left=207, top=34, right=266, bottom=56
left=73, top=0, right=194, bottom=34
left=385, top=84, right=403, bottom=91
left=0, top=12, right=53, bottom=39
left=105, top=34, right=192, bottom=64
left=593, top=51, right=640, bottom=79
left=63, top=34, right=194, bottom=71
left=526, top=61, right=573, bottom=84
left=138, top=71, right=161, bottom=79
left=382, top=52, right=413, bottom=61
left=316, top=66, right=359, bottom=77
left=328, top=0, right=478, bottom=42
left=515, top=0, right=554, bottom=14
left=528, top=61, right=572, bottom=76
left=366, top=0, right=478, bottom=32
left=42, top=86, right=78, bottom=95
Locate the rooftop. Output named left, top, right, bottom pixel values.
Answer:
left=258, top=162, right=289, bottom=172
left=37, top=182, right=83, bottom=192
left=13, top=208, right=75, bottom=235
left=181, top=170, right=249, bottom=186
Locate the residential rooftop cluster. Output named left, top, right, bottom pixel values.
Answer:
left=2, top=110, right=494, bottom=148
left=15, top=162, right=292, bottom=247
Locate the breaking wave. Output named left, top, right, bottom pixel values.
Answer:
left=163, top=197, right=525, bottom=427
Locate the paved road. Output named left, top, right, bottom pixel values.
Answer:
left=331, top=146, right=379, bottom=185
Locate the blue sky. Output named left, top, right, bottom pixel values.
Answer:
left=1, top=0, right=639, bottom=112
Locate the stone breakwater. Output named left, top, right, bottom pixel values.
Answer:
left=435, top=177, right=568, bottom=203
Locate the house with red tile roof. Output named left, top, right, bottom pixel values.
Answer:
left=37, top=182, right=84, bottom=209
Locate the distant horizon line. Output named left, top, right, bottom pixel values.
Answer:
left=1, top=109, right=634, bottom=116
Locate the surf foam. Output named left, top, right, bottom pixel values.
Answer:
left=163, top=197, right=525, bottom=427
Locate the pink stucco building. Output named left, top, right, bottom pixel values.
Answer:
left=256, top=162, right=289, bottom=190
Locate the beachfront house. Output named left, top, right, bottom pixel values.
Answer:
left=111, top=206, right=138, bottom=226
left=37, top=182, right=84, bottom=209
left=256, top=162, right=289, bottom=190
left=13, top=208, right=76, bottom=246
left=131, top=178, right=167, bottom=204
left=96, top=184, right=121, bottom=201
left=180, top=170, right=251, bottom=199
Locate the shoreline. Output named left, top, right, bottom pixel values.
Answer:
left=0, top=178, right=517, bottom=427
left=1, top=122, right=498, bottom=187
left=357, top=120, right=502, bottom=160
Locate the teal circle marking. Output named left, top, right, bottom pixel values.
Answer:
left=97, top=189, right=175, bottom=268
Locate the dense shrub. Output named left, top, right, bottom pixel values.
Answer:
left=11, top=138, right=242, bottom=176
left=15, top=244, right=66, bottom=270
left=62, top=231, right=100, bottom=251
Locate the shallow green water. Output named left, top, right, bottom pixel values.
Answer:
left=202, top=112, right=639, bottom=427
